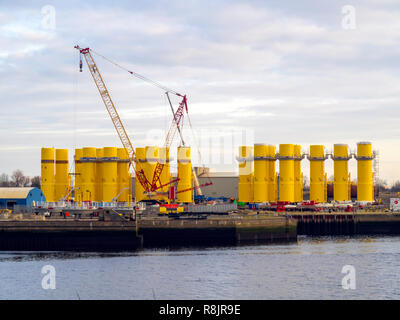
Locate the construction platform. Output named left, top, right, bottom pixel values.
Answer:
left=2, top=207, right=400, bottom=251
left=0, top=211, right=296, bottom=251
left=137, top=215, right=297, bottom=246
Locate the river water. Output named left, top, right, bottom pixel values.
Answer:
left=0, top=235, right=399, bottom=300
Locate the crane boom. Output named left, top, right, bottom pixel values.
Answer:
left=159, top=93, right=211, bottom=195
left=150, top=94, right=187, bottom=191
left=75, top=46, right=152, bottom=192
left=75, top=45, right=212, bottom=200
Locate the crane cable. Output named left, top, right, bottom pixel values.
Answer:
left=88, top=47, right=212, bottom=188
left=90, top=48, right=182, bottom=97
left=185, top=111, right=213, bottom=184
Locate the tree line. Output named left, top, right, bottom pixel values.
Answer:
left=389, top=181, right=400, bottom=192
left=0, top=170, right=40, bottom=188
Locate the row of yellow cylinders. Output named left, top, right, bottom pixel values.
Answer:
left=238, top=144, right=326, bottom=203
left=238, top=142, right=374, bottom=203
left=41, top=148, right=69, bottom=202
left=74, top=147, right=131, bottom=202
left=311, top=143, right=374, bottom=202
left=239, top=145, right=278, bottom=203
left=134, top=146, right=193, bottom=203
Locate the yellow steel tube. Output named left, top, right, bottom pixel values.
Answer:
left=81, top=147, right=97, bottom=202
left=253, top=144, right=268, bottom=203
left=333, top=144, right=350, bottom=201
left=309, top=145, right=326, bottom=202
left=177, top=146, right=193, bottom=203
left=145, top=146, right=159, bottom=196
left=238, top=146, right=253, bottom=203
left=74, top=149, right=83, bottom=203
left=117, top=148, right=130, bottom=203
left=293, top=145, right=303, bottom=202
left=95, top=148, right=103, bottom=202
left=357, top=142, right=374, bottom=202
left=55, top=149, right=69, bottom=201
left=41, top=147, right=55, bottom=202
left=278, top=144, right=294, bottom=202
left=102, top=147, right=118, bottom=202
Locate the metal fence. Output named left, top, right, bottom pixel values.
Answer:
left=187, top=203, right=237, bottom=213
left=32, top=201, right=134, bottom=210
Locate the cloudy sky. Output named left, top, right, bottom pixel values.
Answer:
left=1, top=0, right=400, bottom=185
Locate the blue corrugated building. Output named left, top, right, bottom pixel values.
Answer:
left=0, top=187, right=46, bottom=209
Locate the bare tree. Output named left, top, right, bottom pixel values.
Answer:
left=303, top=175, right=310, bottom=191
left=391, top=181, right=400, bottom=192
left=375, top=178, right=388, bottom=192
left=10, top=170, right=30, bottom=187
left=0, top=173, right=10, bottom=187
left=24, top=176, right=31, bottom=187
left=30, top=176, right=41, bottom=188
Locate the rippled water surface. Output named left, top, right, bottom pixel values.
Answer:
left=1, top=235, right=400, bottom=299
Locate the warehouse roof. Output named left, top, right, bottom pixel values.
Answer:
left=0, top=187, right=37, bottom=199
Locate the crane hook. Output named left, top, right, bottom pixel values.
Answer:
left=79, top=53, right=83, bottom=72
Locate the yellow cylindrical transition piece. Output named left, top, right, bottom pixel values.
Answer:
left=177, top=146, right=193, bottom=203
left=117, top=148, right=130, bottom=202
left=81, top=147, right=97, bottom=202
left=357, top=142, right=374, bottom=202
left=253, top=144, right=268, bottom=203
left=135, top=147, right=146, bottom=202
left=145, top=146, right=159, bottom=188
left=267, top=145, right=277, bottom=202
left=293, top=145, right=303, bottom=203
left=333, top=144, right=350, bottom=201
left=278, top=144, right=294, bottom=202
left=96, top=148, right=103, bottom=202
left=159, top=147, right=171, bottom=201
left=74, top=149, right=83, bottom=202
left=102, top=147, right=118, bottom=202
left=309, top=145, right=326, bottom=202
left=48, top=147, right=133, bottom=204
left=55, top=149, right=69, bottom=201
left=238, top=146, right=253, bottom=203
left=41, top=147, right=55, bottom=202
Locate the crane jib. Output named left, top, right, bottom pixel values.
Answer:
left=74, top=45, right=212, bottom=197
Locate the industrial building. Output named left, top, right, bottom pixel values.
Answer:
left=197, top=171, right=238, bottom=198
left=0, top=187, right=46, bottom=210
